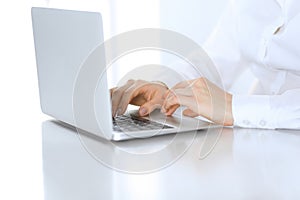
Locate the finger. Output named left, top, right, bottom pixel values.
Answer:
left=165, top=104, right=180, bottom=116
left=117, top=80, right=154, bottom=115
left=118, top=81, right=166, bottom=116
left=117, top=83, right=142, bottom=115
left=163, top=88, right=197, bottom=115
left=161, top=94, right=179, bottom=113
left=137, top=82, right=168, bottom=116
left=183, top=108, right=199, bottom=117
left=163, top=90, right=171, bottom=99
left=110, top=87, right=117, bottom=98
left=139, top=100, right=161, bottom=116
left=111, top=81, right=133, bottom=116
left=163, top=93, right=192, bottom=112
left=111, top=88, right=124, bottom=116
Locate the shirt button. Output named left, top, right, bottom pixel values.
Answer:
left=260, top=120, right=266, bottom=127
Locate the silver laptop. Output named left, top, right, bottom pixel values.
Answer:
left=32, top=7, right=213, bottom=141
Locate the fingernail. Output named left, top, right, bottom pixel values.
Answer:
left=116, top=108, right=122, bottom=116
left=139, top=107, right=147, bottom=116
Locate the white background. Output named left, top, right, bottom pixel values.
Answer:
left=0, top=0, right=227, bottom=199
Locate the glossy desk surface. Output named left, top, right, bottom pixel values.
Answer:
left=42, top=120, right=300, bottom=200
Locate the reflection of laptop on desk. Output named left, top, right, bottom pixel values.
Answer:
left=32, top=7, right=213, bottom=141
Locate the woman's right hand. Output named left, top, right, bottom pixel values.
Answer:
left=110, top=79, right=168, bottom=117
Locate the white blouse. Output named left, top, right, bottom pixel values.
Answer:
left=204, top=0, right=300, bottom=129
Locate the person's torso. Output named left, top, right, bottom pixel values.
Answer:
left=235, top=0, right=300, bottom=94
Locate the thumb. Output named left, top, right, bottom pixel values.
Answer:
left=139, top=100, right=161, bottom=116
left=183, top=108, right=199, bottom=118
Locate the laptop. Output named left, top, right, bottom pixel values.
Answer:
left=31, top=7, right=214, bottom=141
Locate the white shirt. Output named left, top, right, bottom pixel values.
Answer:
left=203, top=0, right=300, bottom=129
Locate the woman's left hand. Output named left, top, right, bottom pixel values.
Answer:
left=161, top=77, right=234, bottom=126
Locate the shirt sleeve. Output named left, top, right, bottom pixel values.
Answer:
left=203, top=0, right=246, bottom=92
left=232, top=89, right=300, bottom=129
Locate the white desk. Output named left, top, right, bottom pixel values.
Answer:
left=41, top=120, right=300, bottom=200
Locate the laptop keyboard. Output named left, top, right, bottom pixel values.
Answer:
left=112, top=115, right=174, bottom=132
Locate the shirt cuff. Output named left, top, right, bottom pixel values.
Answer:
left=232, top=95, right=276, bottom=129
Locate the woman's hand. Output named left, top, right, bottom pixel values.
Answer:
left=110, top=79, right=168, bottom=117
left=162, top=77, right=233, bottom=126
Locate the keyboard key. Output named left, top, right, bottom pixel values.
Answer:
left=112, top=115, right=173, bottom=132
